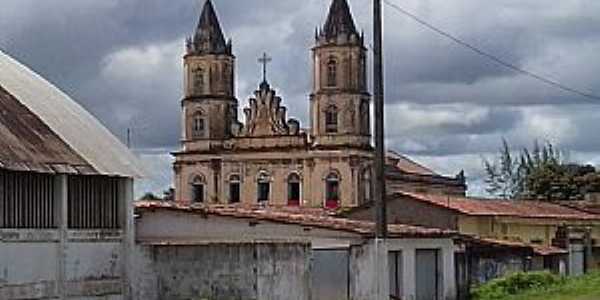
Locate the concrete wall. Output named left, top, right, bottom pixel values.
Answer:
left=130, top=242, right=311, bottom=300
left=135, top=209, right=458, bottom=300
left=0, top=176, right=134, bottom=300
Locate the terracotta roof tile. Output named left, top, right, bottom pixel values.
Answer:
left=135, top=201, right=457, bottom=239
left=397, top=191, right=600, bottom=221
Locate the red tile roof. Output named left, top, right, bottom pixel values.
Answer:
left=135, top=201, right=457, bottom=239
left=397, top=191, right=600, bottom=221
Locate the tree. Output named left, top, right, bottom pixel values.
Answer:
left=483, top=140, right=600, bottom=201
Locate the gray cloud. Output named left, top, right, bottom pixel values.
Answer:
left=2, top=0, right=600, bottom=195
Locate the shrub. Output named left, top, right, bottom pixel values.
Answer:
left=472, top=271, right=563, bottom=300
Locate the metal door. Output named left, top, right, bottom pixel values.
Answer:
left=570, top=244, right=585, bottom=276
left=416, top=249, right=441, bottom=300
left=311, top=249, right=349, bottom=300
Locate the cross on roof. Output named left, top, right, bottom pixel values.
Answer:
left=258, top=52, right=272, bottom=84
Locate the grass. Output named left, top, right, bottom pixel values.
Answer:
left=479, top=272, right=600, bottom=300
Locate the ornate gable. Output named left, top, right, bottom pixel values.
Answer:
left=233, top=82, right=300, bottom=137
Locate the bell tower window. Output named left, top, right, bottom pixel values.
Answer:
left=327, top=59, right=337, bottom=87
left=192, top=112, right=206, bottom=139
left=192, top=67, right=204, bottom=94
left=325, top=105, right=338, bottom=133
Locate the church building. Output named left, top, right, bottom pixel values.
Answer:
left=173, top=0, right=374, bottom=208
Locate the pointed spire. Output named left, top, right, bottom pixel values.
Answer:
left=189, top=0, right=231, bottom=55
left=321, top=0, right=358, bottom=41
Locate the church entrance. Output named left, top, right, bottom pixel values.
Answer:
left=325, top=173, right=340, bottom=209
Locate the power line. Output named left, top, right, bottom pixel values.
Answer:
left=382, top=0, right=600, bottom=101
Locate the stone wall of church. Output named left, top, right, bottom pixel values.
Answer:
left=174, top=149, right=373, bottom=208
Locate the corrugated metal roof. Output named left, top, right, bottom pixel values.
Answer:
left=0, top=85, right=96, bottom=174
left=0, top=50, right=145, bottom=178
left=397, top=191, right=600, bottom=221
left=135, top=201, right=458, bottom=238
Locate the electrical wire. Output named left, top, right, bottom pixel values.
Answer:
left=382, top=0, right=600, bottom=101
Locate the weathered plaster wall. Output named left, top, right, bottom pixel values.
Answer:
left=0, top=176, right=134, bottom=300
left=131, top=242, right=311, bottom=300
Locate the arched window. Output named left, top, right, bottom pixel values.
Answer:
left=287, top=173, right=302, bottom=206
left=257, top=171, right=271, bottom=203
left=325, top=105, right=338, bottom=133
left=192, top=67, right=204, bottom=93
left=192, top=112, right=206, bottom=139
left=362, top=169, right=372, bottom=203
left=190, top=175, right=206, bottom=203
left=360, top=100, right=370, bottom=135
left=325, top=172, right=341, bottom=209
left=229, top=175, right=241, bottom=204
left=360, top=55, right=367, bottom=90
left=327, top=59, right=337, bottom=87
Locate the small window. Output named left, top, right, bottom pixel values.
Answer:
left=288, top=173, right=301, bottom=206
left=191, top=176, right=205, bottom=203
left=327, top=59, right=337, bottom=87
left=362, top=169, right=372, bottom=203
left=192, top=113, right=206, bottom=139
left=325, top=172, right=340, bottom=209
left=257, top=172, right=271, bottom=203
left=192, top=67, right=204, bottom=93
left=325, top=105, right=338, bottom=133
left=229, top=175, right=241, bottom=204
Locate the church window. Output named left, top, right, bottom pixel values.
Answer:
left=257, top=171, right=271, bottom=203
left=325, top=105, right=338, bottom=133
left=192, top=67, right=204, bottom=93
left=327, top=59, right=337, bottom=87
left=287, top=173, right=301, bottom=206
left=360, top=55, right=367, bottom=90
left=325, top=172, right=341, bottom=209
left=229, top=175, right=241, bottom=204
left=360, top=100, right=370, bottom=135
left=362, top=169, right=372, bottom=203
left=191, top=175, right=206, bottom=203
left=192, top=112, right=206, bottom=139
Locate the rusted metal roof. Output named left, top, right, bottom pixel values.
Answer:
left=135, top=201, right=458, bottom=239
left=0, top=85, right=96, bottom=174
left=0, top=50, right=145, bottom=177
left=397, top=191, right=600, bottom=221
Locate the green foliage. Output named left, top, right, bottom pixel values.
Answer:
left=472, top=271, right=563, bottom=300
left=473, top=272, right=600, bottom=300
left=483, top=139, right=600, bottom=201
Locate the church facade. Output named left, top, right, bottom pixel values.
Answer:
left=173, top=0, right=374, bottom=208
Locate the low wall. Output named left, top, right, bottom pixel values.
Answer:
left=130, top=242, right=311, bottom=300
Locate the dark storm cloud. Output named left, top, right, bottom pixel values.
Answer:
left=2, top=0, right=600, bottom=195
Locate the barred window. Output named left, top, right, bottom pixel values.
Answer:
left=0, top=170, right=56, bottom=229
left=68, top=176, right=121, bottom=229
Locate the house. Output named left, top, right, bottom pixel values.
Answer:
left=134, top=201, right=460, bottom=300
left=347, top=191, right=600, bottom=279
left=386, top=151, right=467, bottom=196
left=0, top=49, right=144, bottom=299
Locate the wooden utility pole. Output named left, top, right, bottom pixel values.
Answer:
left=374, top=0, right=387, bottom=238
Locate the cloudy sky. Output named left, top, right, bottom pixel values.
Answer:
left=1, top=0, right=600, bottom=196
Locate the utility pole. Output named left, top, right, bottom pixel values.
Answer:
left=374, top=0, right=387, bottom=238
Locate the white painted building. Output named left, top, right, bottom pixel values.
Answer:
left=135, top=202, right=458, bottom=300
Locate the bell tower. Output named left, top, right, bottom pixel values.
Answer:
left=182, top=0, right=236, bottom=149
left=310, top=0, right=371, bottom=149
